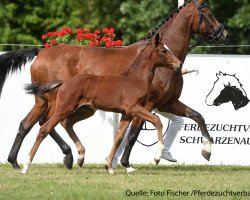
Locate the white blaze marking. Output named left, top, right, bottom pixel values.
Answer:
left=164, top=44, right=171, bottom=52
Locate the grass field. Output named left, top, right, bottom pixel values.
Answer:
left=0, top=163, right=250, bottom=200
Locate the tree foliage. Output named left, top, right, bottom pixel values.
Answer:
left=0, top=0, right=249, bottom=54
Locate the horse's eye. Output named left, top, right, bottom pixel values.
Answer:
left=162, top=50, right=167, bottom=53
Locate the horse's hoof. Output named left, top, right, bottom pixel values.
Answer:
left=8, top=159, right=21, bottom=169
left=154, top=158, right=160, bottom=165
left=120, top=160, right=130, bottom=168
left=104, top=164, right=115, bottom=175
left=77, top=158, right=84, bottom=167
left=202, top=150, right=211, bottom=161
left=63, top=154, right=74, bottom=170
left=126, top=166, right=136, bottom=173
left=12, top=162, right=21, bottom=170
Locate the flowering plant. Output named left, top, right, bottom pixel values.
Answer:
left=42, top=27, right=123, bottom=48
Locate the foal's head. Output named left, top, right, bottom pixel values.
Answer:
left=151, top=33, right=182, bottom=71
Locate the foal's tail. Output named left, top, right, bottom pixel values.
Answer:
left=0, top=48, right=40, bottom=97
left=24, top=81, right=63, bottom=95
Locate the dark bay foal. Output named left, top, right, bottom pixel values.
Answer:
left=22, top=34, right=181, bottom=174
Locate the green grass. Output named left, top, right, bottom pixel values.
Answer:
left=0, top=163, right=250, bottom=200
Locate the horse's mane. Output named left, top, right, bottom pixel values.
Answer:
left=146, top=0, right=192, bottom=39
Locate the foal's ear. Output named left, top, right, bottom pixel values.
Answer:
left=154, top=33, right=160, bottom=47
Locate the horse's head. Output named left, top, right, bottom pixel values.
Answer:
left=191, top=0, right=229, bottom=44
left=151, top=33, right=182, bottom=71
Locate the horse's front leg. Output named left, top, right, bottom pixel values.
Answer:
left=105, top=115, right=132, bottom=174
left=158, top=99, right=214, bottom=161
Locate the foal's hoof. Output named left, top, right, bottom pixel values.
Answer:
left=202, top=150, right=211, bottom=161
left=63, top=154, right=74, bottom=170
left=105, top=164, right=115, bottom=175
left=77, top=158, right=84, bottom=167
left=154, top=158, right=160, bottom=165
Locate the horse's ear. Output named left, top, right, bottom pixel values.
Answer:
left=154, top=33, right=160, bottom=47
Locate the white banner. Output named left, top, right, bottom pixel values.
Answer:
left=131, top=54, right=250, bottom=166
left=0, top=54, right=250, bottom=166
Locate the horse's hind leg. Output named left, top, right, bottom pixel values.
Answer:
left=105, top=115, right=132, bottom=174
left=7, top=97, right=47, bottom=169
left=158, top=100, right=214, bottom=161
left=39, top=109, right=73, bottom=170
left=60, top=106, right=97, bottom=167
left=22, top=108, right=68, bottom=174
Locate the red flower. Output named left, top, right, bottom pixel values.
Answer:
left=94, top=29, right=100, bottom=35
left=76, top=37, right=81, bottom=42
left=101, top=36, right=112, bottom=42
left=51, top=39, right=57, bottom=45
left=102, top=28, right=109, bottom=33
left=44, top=43, right=51, bottom=48
left=42, top=34, right=47, bottom=40
left=105, top=41, right=112, bottom=47
left=113, top=40, right=123, bottom=46
left=42, top=27, right=122, bottom=48
left=108, top=28, right=115, bottom=37
left=76, top=29, right=83, bottom=34
left=89, top=41, right=100, bottom=47
left=83, top=27, right=89, bottom=33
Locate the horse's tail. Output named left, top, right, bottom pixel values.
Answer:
left=24, top=81, right=63, bottom=95
left=0, top=48, right=40, bottom=97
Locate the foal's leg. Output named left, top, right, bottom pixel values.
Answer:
left=131, top=105, right=165, bottom=164
left=120, top=103, right=154, bottom=168
left=157, top=99, right=214, bottom=161
left=21, top=92, right=82, bottom=174
left=105, top=115, right=132, bottom=174
left=60, top=106, right=97, bottom=167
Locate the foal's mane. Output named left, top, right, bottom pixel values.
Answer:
left=146, top=0, right=192, bottom=39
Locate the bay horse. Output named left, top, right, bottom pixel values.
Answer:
left=21, top=34, right=182, bottom=174
left=0, top=0, right=228, bottom=169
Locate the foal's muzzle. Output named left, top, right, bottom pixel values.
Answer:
left=173, top=61, right=182, bottom=72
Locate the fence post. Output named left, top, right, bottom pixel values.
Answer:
left=178, top=0, right=185, bottom=7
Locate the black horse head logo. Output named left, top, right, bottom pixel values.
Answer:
left=205, top=71, right=249, bottom=110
